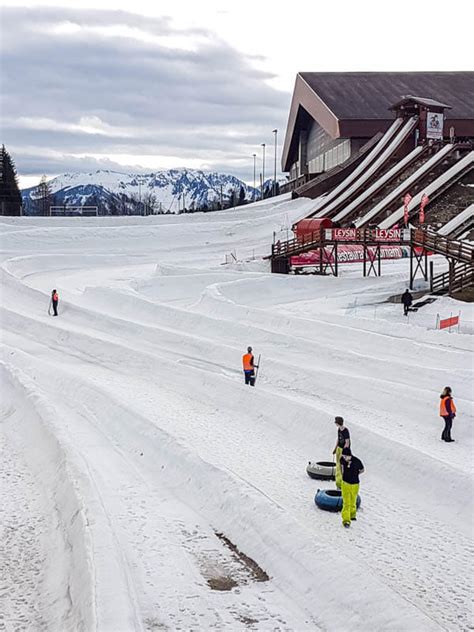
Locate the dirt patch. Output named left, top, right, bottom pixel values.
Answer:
left=206, top=576, right=238, bottom=591
left=451, top=287, right=474, bottom=303
left=215, top=532, right=270, bottom=583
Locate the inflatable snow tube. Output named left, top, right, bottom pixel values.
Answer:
left=314, top=489, right=361, bottom=512
left=306, top=461, right=336, bottom=481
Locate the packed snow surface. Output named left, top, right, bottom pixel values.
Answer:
left=1, top=195, right=473, bottom=631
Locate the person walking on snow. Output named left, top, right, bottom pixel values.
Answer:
left=333, top=416, right=350, bottom=489
left=401, top=289, right=413, bottom=316
left=340, top=448, right=364, bottom=528
left=51, top=289, right=59, bottom=316
left=242, top=346, right=257, bottom=386
left=440, top=386, right=456, bottom=442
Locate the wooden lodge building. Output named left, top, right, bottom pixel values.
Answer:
left=281, top=72, right=474, bottom=197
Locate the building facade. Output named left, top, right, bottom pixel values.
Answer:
left=282, top=72, right=474, bottom=190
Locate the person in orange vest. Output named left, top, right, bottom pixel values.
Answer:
left=440, top=386, right=456, bottom=442
left=51, top=289, right=59, bottom=316
left=242, top=346, right=257, bottom=386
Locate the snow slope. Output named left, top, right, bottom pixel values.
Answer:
left=1, top=194, right=473, bottom=631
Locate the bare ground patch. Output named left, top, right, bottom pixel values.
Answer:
left=214, top=532, right=270, bottom=584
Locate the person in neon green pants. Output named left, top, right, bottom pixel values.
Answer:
left=340, top=448, right=364, bottom=528
left=332, top=417, right=350, bottom=489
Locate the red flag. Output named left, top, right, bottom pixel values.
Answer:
left=403, top=193, right=412, bottom=226
left=420, top=193, right=429, bottom=224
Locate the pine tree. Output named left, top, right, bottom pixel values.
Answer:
left=238, top=185, right=246, bottom=206
left=0, top=145, right=22, bottom=215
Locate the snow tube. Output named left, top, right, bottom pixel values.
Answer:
left=306, top=461, right=336, bottom=481
left=314, top=489, right=361, bottom=512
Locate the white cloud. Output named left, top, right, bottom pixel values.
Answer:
left=3, top=0, right=470, bottom=181
left=13, top=116, right=134, bottom=137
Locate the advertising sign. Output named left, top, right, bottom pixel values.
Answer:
left=426, top=111, right=444, bottom=140
left=291, top=245, right=409, bottom=266
left=374, top=229, right=401, bottom=242
left=325, top=228, right=357, bottom=241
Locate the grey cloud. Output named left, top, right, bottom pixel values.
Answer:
left=1, top=6, right=290, bottom=179
left=11, top=150, right=265, bottom=185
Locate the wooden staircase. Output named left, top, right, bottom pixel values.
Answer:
left=412, top=228, right=474, bottom=296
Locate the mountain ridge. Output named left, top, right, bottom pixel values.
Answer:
left=21, top=168, right=280, bottom=214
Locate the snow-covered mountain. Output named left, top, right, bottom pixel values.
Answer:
left=20, top=169, right=279, bottom=215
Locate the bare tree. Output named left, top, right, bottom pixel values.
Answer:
left=32, top=175, right=54, bottom=215
left=142, top=192, right=157, bottom=215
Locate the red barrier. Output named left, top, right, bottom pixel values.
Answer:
left=439, top=316, right=459, bottom=330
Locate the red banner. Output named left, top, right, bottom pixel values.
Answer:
left=420, top=193, right=429, bottom=224
left=291, top=245, right=408, bottom=266
left=403, top=193, right=412, bottom=225
left=439, top=316, right=459, bottom=330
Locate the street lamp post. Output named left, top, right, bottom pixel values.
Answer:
left=272, top=129, right=278, bottom=197
left=138, top=177, right=142, bottom=215
left=261, top=143, right=266, bottom=200
left=252, top=153, right=256, bottom=202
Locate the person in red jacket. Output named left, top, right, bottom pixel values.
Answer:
left=440, top=386, right=456, bottom=442
left=51, top=289, right=59, bottom=316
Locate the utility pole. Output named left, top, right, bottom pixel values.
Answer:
left=252, top=153, right=256, bottom=202
left=138, top=177, right=142, bottom=215
left=220, top=184, right=223, bottom=210
left=272, top=129, right=278, bottom=197
left=261, top=143, right=266, bottom=200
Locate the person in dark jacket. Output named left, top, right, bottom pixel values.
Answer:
left=332, top=417, right=350, bottom=489
left=439, top=386, right=456, bottom=442
left=401, top=289, right=413, bottom=316
left=51, top=289, right=59, bottom=316
left=340, top=448, right=364, bottom=528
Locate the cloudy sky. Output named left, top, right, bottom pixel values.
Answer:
left=1, top=0, right=470, bottom=188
